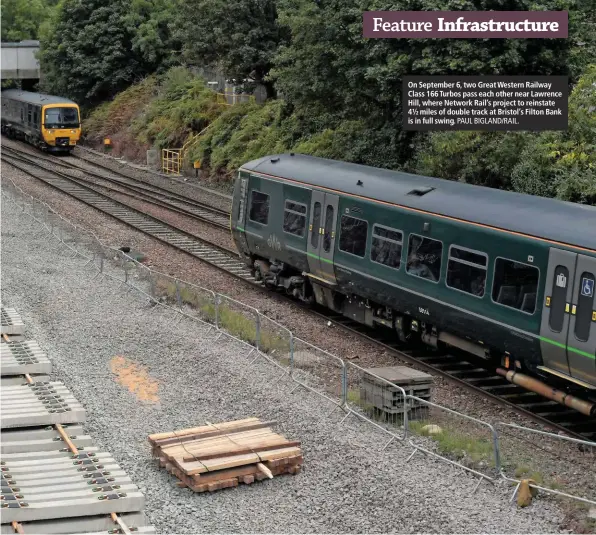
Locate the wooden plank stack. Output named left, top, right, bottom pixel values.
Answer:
left=148, top=418, right=302, bottom=492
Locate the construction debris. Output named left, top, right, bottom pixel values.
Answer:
left=148, top=418, right=302, bottom=492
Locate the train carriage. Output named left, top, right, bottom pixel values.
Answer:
left=1, top=89, right=81, bottom=152
left=231, top=153, right=596, bottom=394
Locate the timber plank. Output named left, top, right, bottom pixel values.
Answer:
left=149, top=418, right=302, bottom=493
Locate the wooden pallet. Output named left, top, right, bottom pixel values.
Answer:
left=148, top=418, right=302, bottom=492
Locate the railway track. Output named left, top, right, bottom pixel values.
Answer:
left=4, top=142, right=595, bottom=442
left=322, top=312, right=596, bottom=440
left=2, top=147, right=231, bottom=231
left=72, top=147, right=233, bottom=203
left=0, top=305, right=155, bottom=534
left=2, top=148, right=255, bottom=282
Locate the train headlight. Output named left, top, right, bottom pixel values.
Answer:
left=48, top=130, right=53, bottom=134
left=71, top=130, right=76, bottom=133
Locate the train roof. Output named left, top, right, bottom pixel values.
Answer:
left=1, top=89, right=77, bottom=106
left=241, top=153, right=596, bottom=251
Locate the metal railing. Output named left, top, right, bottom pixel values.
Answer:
left=497, top=422, right=596, bottom=505
left=161, top=148, right=181, bottom=175
left=216, top=89, right=255, bottom=106
left=161, top=125, right=212, bottom=175
left=2, top=178, right=595, bottom=508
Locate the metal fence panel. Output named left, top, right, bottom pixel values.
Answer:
left=497, top=422, right=596, bottom=505
left=289, top=337, right=346, bottom=408
left=3, top=179, right=595, bottom=508
left=406, top=396, right=499, bottom=484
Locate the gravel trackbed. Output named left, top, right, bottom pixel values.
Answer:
left=1, top=193, right=566, bottom=534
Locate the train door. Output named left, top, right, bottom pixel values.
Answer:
left=567, top=255, right=596, bottom=385
left=540, top=249, right=596, bottom=386
left=306, top=191, right=339, bottom=283
left=232, top=172, right=250, bottom=252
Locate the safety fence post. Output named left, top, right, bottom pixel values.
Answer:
left=289, top=334, right=294, bottom=376
left=175, top=280, right=182, bottom=309
left=341, top=364, right=347, bottom=407
left=214, top=294, right=221, bottom=330
left=255, top=313, right=261, bottom=351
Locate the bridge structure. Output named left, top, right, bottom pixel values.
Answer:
left=1, top=40, right=40, bottom=90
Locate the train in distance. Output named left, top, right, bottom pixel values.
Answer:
left=231, top=152, right=596, bottom=415
left=1, top=89, right=81, bottom=153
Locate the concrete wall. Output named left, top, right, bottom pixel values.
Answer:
left=1, top=41, right=40, bottom=80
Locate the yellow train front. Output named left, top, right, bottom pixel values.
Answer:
left=1, top=89, right=81, bottom=152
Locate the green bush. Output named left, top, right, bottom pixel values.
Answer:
left=191, top=99, right=292, bottom=175
left=132, top=67, right=227, bottom=150
left=83, top=76, right=157, bottom=142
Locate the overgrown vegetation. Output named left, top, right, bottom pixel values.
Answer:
left=1, top=0, right=58, bottom=42
left=131, top=68, right=227, bottom=149
left=34, top=0, right=596, bottom=203
left=156, top=277, right=290, bottom=354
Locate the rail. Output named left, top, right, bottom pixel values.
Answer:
left=3, top=177, right=595, bottom=509
left=3, top=145, right=595, bottom=442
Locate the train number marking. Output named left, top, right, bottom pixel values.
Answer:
left=418, top=307, right=430, bottom=316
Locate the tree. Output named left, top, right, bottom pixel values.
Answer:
left=173, top=0, right=286, bottom=96
left=1, top=0, right=52, bottom=42
left=124, top=0, right=179, bottom=72
left=411, top=131, right=528, bottom=189
left=271, top=0, right=593, bottom=169
left=511, top=65, right=596, bottom=204
left=39, top=0, right=144, bottom=107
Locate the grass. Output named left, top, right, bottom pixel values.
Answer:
left=83, top=76, right=157, bottom=143
left=409, top=419, right=496, bottom=467
left=345, top=389, right=590, bottom=505
left=155, top=278, right=290, bottom=355
left=155, top=277, right=592, bottom=515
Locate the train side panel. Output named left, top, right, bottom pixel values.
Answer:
left=234, top=172, right=311, bottom=273
left=333, top=195, right=547, bottom=365
left=233, top=164, right=595, bottom=388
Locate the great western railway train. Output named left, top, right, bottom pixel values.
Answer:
left=1, top=89, right=81, bottom=152
left=232, top=153, right=596, bottom=412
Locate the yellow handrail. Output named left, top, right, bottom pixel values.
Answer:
left=160, top=90, right=254, bottom=175
left=161, top=148, right=182, bottom=175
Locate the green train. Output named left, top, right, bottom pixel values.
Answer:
left=231, top=153, right=596, bottom=397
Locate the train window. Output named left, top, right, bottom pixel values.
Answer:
left=446, top=245, right=488, bottom=297
left=311, top=202, right=321, bottom=248
left=574, top=272, right=594, bottom=342
left=283, top=200, right=307, bottom=237
left=406, top=234, right=442, bottom=282
left=339, top=215, right=368, bottom=258
left=44, top=107, right=79, bottom=128
left=248, top=190, right=269, bottom=225
left=492, top=258, right=539, bottom=314
left=371, top=225, right=402, bottom=270
left=323, top=205, right=334, bottom=252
